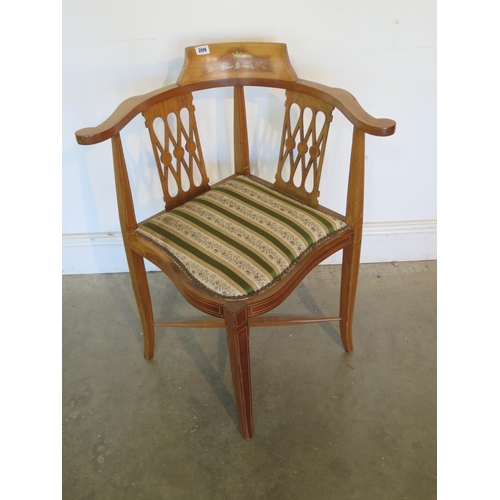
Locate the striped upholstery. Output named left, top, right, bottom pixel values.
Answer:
left=135, top=176, right=348, bottom=299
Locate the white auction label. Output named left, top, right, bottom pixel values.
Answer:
left=195, top=45, right=210, bottom=55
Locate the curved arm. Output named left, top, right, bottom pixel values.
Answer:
left=296, top=79, right=396, bottom=136
left=75, top=76, right=396, bottom=145
left=74, top=78, right=243, bottom=145
left=75, top=84, right=180, bottom=145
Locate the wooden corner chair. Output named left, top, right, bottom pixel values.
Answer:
left=75, top=42, right=396, bottom=439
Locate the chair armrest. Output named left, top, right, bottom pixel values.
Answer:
left=297, top=79, right=396, bottom=137
left=75, top=77, right=396, bottom=145
left=74, top=84, right=180, bottom=145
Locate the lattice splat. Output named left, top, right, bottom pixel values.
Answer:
left=143, top=93, right=210, bottom=210
left=274, top=90, right=335, bottom=207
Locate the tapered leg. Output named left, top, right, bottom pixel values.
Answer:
left=339, top=241, right=361, bottom=353
left=125, top=247, right=155, bottom=360
left=341, top=127, right=365, bottom=353
left=224, top=301, right=253, bottom=440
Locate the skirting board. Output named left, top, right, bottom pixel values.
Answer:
left=62, top=219, right=437, bottom=275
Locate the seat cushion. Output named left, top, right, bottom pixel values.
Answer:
left=135, top=176, right=348, bottom=299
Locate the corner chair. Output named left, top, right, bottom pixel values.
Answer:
left=75, top=42, right=396, bottom=439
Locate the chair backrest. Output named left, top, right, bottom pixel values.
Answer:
left=141, top=42, right=340, bottom=210
left=75, top=41, right=395, bottom=228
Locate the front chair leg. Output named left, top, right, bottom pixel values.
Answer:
left=125, top=247, right=155, bottom=360
left=339, top=241, right=361, bottom=353
left=224, top=301, right=253, bottom=440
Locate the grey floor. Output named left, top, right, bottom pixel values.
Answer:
left=63, top=261, right=436, bottom=500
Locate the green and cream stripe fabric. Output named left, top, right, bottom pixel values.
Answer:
left=135, top=176, right=348, bottom=298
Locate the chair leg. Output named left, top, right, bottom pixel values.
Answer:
left=224, top=301, right=253, bottom=440
left=125, top=247, right=155, bottom=360
left=339, top=241, right=361, bottom=353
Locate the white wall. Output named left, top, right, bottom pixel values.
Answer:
left=62, top=0, right=436, bottom=274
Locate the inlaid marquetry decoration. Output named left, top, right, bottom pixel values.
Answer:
left=177, top=42, right=298, bottom=85
left=205, top=50, right=272, bottom=74
left=274, top=90, right=335, bottom=207
left=142, top=93, right=210, bottom=211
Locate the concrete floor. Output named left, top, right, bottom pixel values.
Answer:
left=62, top=261, right=436, bottom=499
